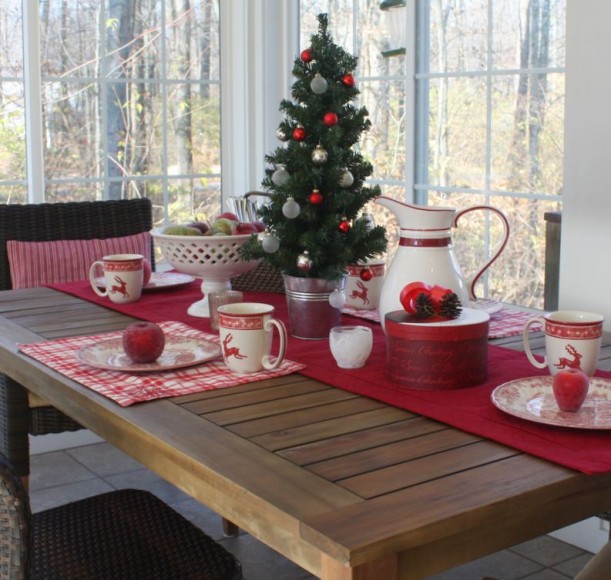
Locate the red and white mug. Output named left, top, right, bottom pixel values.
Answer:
left=523, top=310, right=604, bottom=376
left=218, top=302, right=287, bottom=374
left=89, top=254, right=144, bottom=304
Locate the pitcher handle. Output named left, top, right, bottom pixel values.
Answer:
left=453, top=205, right=510, bottom=300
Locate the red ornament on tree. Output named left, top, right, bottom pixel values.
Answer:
left=309, top=189, right=323, bottom=205
left=360, top=267, right=373, bottom=281
left=301, top=49, right=313, bottom=63
left=338, top=217, right=351, bottom=233
left=323, top=112, right=339, bottom=127
left=292, top=127, right=307, bottom=141
left=342, top=73, right=355, bottom=87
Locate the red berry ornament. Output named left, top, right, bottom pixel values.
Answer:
left=323, top=112, right=339, bottom=127
left=342, top=73, right=355, bottom=87
left=360, top=267, right=373, bottom=281
left=292, top=127, right=307, bottom=141
left=301, top=49, right=313, bottom=63
left=338, top=218, right=351, bottom=233
left=309, top=189, right=323, bottom=205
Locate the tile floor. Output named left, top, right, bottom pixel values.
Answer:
left=30, top=441, right=597, bottom=580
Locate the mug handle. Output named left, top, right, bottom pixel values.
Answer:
left=262, top=319, right=287, bottom=370
left=89, top=261, right=108, bottom=297
left=522, top=316, right=548, bottom=370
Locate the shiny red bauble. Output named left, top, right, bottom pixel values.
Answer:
left=338, top=218, right=351, bottom=233
left=292, top=127, right=307, bottom=141
left=309, top=190, right=323, bottom=205
left=342, top=73, right=355, bottom=87
left=359, top=267, right=373, bottom=281
left=300, top=49, right=313, bottom=63
left=323, top=112, right=339, bottom=127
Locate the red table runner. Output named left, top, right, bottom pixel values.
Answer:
left=47, top=279, right=611, bottom=474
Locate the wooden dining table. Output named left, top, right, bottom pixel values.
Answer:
left=1, top=286, right=611, bottom=580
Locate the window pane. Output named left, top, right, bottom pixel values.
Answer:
left=0, top=0, right=26, bottom=192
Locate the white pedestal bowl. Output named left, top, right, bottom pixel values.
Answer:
left=152, top=231, right=259, bottom=317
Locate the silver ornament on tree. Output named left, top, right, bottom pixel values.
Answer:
left=362, top=213, right=375, bottom=231
left=311, top=144, right=329, bottom=165
left=310, top=73, right=328, bottom=95
left=328, top=288, right=346, bottom=309
left=261, top=232, right=280, bottom=253
left=282, top=196, right=301, bottom=219
left=339, top=169, right=354, bottom=188
left=271, top=165, right=290, bottom=186
left=276, top=127, right=290, bottom=142
left=297, top=251, right=313, bottom=272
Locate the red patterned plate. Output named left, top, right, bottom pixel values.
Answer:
left=491, top=376, right=611, bottom=429
left=77, top=335, right=220, bottom=372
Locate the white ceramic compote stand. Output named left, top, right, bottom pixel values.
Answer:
left=152, top=230, right=259, bottom=317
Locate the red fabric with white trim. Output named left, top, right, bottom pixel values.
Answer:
left=18, top=321, right=305, bottom=407
left=7, top=232, right=151, bottom=289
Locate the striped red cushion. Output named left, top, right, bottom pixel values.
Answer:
left=7, top=232, right=151, bottom=289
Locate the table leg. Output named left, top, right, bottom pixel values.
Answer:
left=321, top=553, right=398, bottom=580
left=222, top=517, right=240, bottom=537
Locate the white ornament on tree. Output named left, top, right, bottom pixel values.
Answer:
left=261, top=233, right=280, bottom=253
left=328, top=289, right=346, bottom=309
left=339, top=169, right=354, bottom=188
left=310, top=73, right=328, bottom=95
left=282, top=196, right=301, bottom=219
left=272, top=165, right=290, bottom=186
left=276, top=127, right=289, bottom=142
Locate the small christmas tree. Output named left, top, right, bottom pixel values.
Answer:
left=240, top=13, right=387, bottom=281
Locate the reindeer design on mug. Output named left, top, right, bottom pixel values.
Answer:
left=349, top=280, right=370, bottom=306
left=109, top=276, right=129, bottom=299
left=222, top=333, right=247, bottom=361
left=554, top=344, right=583, bottom=371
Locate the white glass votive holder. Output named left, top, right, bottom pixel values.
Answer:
left=329, top=325, right=373, bottom=369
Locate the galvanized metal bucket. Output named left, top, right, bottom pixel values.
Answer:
left=282, top=274, right=346, bottom=340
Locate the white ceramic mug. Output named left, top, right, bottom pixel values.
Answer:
left=523, top=310, right=604, bottom=376
left=218, top=302, right=287, bottom=374
left=89, top=254, right=144, bottom=304
left=345, top=260, right=385, bottom=310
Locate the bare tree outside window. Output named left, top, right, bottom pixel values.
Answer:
left=0, top=0, right=222, bottom=226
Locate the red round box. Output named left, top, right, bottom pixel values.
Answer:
left=385, top=308, right=490, bottom=390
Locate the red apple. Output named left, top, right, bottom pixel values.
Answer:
left=122, top=322, right=165, bottom=363
left=552, top=368, right=590, bottom=412
left=252, top=221, right=266, bottom=232
left=232, top=221, right=258, bottom=235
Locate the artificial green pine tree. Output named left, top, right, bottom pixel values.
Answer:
left=240, top=13, right=387, bottom=281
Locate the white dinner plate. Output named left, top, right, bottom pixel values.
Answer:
left=95, top=272, right=194, bottom=292
left=77, top=335, right=220, bottom=372
left=491, top=376, right=611, bottom=429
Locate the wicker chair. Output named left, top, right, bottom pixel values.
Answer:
left=0, top=198, right=155, bottom=478
left=0, top=452, right=242, bottom=579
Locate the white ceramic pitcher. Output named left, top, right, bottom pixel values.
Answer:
left=375, top=196, right=510, bottom=329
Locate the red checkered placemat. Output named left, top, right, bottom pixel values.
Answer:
left=18, top=321, right=305, bottom=407
left=342, top=305, right=542, bottom=339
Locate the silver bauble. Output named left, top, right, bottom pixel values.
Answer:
left=310, top=73, right=328, bottom=95
left=271, top=165, right=290, bottom=186
left=311, top=144, right=329, bottom=165
left=261, top=233, right=280, bottom=253
left=276, top=127, right=289, bottom=142
left=282, top=196, right=301, bottom=219
left=296, top=251, right=313, bottom=272
left=339, top=169, right=354, bottom=188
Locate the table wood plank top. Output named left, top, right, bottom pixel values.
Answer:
left=2, top=287, right=611, bottom=579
